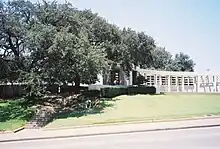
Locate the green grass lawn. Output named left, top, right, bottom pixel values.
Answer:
left=45, top=94, right=220, bottom=128
left=0, top=100, right=35, bottom=131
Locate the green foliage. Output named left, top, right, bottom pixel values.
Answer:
left=18, top=71, right=45, bottom=97
left=152, top=47, right=173, bottom=71
left=0, top=0, right=35, bottom=82
left=152, top=47, right=195, bottom=72
left=171, top=52, right=195, bottom=72
left=127, top=86, right=156, bottom=95
left=134, top=74, right=148, bottom=85
left=25, top=1, right=109, bottom=87
left=0, top=0, right=195, bottom=101
left=101, top=87, right=128, bottom=98
left=120, top=28, right=156, bottom=70
left=81, top=90, right=101, bottom=97
left=0, top=100, right=35, bottom=123
left=100, top=85, right=156, bottom=98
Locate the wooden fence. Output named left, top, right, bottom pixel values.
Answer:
left=0, top=84, right=88, bottom=99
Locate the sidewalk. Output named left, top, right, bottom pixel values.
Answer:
left=1, top=118, right=220, bottom=143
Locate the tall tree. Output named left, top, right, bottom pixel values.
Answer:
left=0, top=0, right=196, bottom=97
left=121, top=28, right=156, bottom=71
left=136, top=32, right=155, bottom=69
left=0, top=0, right=35, bottom=82
left=24, top=1, right=108, bottom=93
left=81, top=10, right=124, bottom=70
left=151, top=47, right=173, bottom=71
left=171, top=52, right=195, bottom=72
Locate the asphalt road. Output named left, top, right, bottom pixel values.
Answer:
left=1, top=127, right=220, bottom=149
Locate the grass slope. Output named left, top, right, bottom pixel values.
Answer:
left=0, top=100, right=35, bottom=131
left=46, top=94, right=220, bottom=128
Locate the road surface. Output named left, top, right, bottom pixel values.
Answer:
left=1, top=127, right=220, bottom=149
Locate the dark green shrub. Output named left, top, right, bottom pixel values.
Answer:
left=101, top=87, right=128, bottom=98
left=0, top=100, right=35, bottom=122
left=134, top=74, right=148, bottom=85
left=81, top=90, right=101, bottom=97
left=46, top=84, right=59, bottom=94
left=128, top=86, right=156, bottom=95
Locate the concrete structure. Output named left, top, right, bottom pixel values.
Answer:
left=95, top=68, right=220, bottom=93
left=136, top=68, right=220, bottom=93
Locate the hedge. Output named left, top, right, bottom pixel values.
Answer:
left=81, top=90, right=101, bottom=97
left=127, top=86, right=156, bottom=95
left=101, top=87, right=128, bottom=98
left=100, top=86, right=156, bottom=98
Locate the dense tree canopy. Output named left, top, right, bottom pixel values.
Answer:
left=171, top=52, right=195, bottom=72
left=0, top=0, right=196, bottom=95
left=151, top=47, right=195, bottom=72
left=151, top=47, right=173, bottom=71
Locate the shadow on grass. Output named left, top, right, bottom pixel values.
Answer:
left=55, top=100, right=115, bottom=119
left=0, top=100, right=35, bottom=122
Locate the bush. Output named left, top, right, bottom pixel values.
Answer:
left=81, top=90, right=101, bottom=97
left=98, top=85, right=156, bottom=98
left=0, top=100, right=35, bottom=122
left=128, top=86, right=156, bottom=95
left=60, top=86, right=88, bottom=94
left=134, top=75, right=148, bottom=85
left=101, top=87, right=128, bottom=98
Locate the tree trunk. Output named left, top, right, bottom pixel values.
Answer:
left=74, top=75, right=80, bottom=94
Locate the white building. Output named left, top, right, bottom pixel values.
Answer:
left=95, top=68, right=220, bottom=93
left=136, top=68, right=220, bottom=93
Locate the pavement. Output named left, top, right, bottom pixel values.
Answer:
left=0, top=118, right=220, bottom=143
left=1, top=126, right=220, bottom=149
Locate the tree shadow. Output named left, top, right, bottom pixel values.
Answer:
left=20, top=95, right=69, bottom=108
left=55, top=100, right=115, bottom=119
left=0, top=93, right=116, bottom=127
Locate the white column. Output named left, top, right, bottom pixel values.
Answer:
left=159, top=75, right=162, bottom=85
left=196, top=76, right=199, bottom=92
left=192, top=76, right=195, bottom=92
left=106, top=72, right=110, bottom=85
left=154, top=74, right=157, bottom=87
left=168, top=75, right=171, bottom=92
left=214, top=75, right=217, bottom=92
left=99, top=74, right=103, bottom=85
left=187, top=76, right=190, bottom=92
left=182, top=76, right=184, bottom=92
left=176, top=76, right=179, bottom=92
left=129, top=71, right=133, bottom=86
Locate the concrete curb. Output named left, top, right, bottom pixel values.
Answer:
left=1, top=123, right=220, bottom=143
left=13, top=127, right=25, bottom=133
left=44, top=116, right=220, bottom=131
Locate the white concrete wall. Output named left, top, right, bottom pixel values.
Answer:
left=136, top=69, right=220, bottom=93
left=97, top=69, right=220, bottom=93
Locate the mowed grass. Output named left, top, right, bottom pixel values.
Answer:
left=0, top=119, right=27, bottom=131
left=0, top=100, right=35, bottom=131
left=45, top=94, right=220, bottom=128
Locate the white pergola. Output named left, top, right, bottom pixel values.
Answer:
left=96, top=67, right=220, bottom=93
left=136, top=68, right=220, bottom=93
